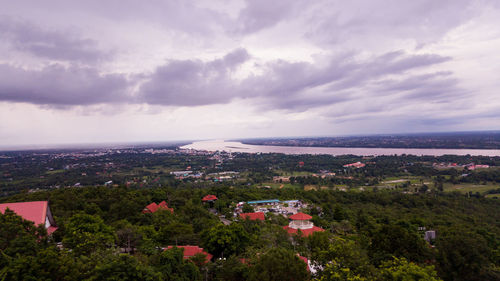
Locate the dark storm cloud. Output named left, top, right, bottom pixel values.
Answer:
left=0, top=17, right=110, bottom=62
left=0, top=64, right=129, bottom=105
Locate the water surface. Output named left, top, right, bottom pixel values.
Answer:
left=181, top=140, right=500, bottom=156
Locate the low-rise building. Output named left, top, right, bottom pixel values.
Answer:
left=142, top=201, right=174, bottom=214
left=0, top=201, right=58, bottom=235
left=165, top=245, right=212, bottom=264
left=239, top=212, right=265, bottom=221
left=202, top=194, right=218, bottom=202
left=283, top=212, right=324, bottom=237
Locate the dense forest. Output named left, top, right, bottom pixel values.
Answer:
left=2, top=185, right=500, bottom=280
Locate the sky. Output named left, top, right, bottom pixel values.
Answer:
left=1, top=0, right=500, bottom=147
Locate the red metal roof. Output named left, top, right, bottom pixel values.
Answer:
left=289, top=212, right=312, bottom=220
left=0, top=201, right=48, bottom=226
left=283, top=226, right=325, bottom=237
left=143, top=201, right=173, bottom=213
left=0, top=201, right=58, bottom=234
left=202, top=195, right=218, bottom=201
left=239, top=212, right=265, bottom=221
left=166, top=245, right=213, bottom=263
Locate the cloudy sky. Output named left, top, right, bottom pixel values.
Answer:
left=1, top=0, right=500, bottom=147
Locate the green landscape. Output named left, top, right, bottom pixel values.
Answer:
left=1, top=147, right=500, bottom=280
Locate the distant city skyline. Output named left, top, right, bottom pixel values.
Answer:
left=1, top=0, right=500, bottom=146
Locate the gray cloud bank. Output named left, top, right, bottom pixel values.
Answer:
left=0, top=0, right=498, bottom=122
left=0, top=17, right=110, bottom=63
left=0, top=48, right=458, bottom=112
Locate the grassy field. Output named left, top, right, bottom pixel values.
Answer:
left=443, top=182, right=500, bottom=194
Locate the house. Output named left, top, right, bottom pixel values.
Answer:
left=283, top=212, right=324, bottom=237
left=142, top=201, right=173, bottom=214
left=239, top=212, right=265, bottom=221
left=202, top=194, right=218, bottom=202
left=166, top=245, right=212, bottom=264
left=0, top=201, right=58, bottom=235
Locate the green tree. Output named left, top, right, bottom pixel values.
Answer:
left=88, top=253, right=161, bottom=281
left=0, top=209, right=47, bottom=257
left=315, top=260, right=366, bottom=281
left=153, top=247, right=201, bottom=281
left=202, top=223, right=250, bottom=258
left=378, top=257, right=441, bottom=281
left=62, top=213, right=115, bottom=256
left=368, top=224, right=432, bottom=265
left=247, top=248, right=310, bottom=281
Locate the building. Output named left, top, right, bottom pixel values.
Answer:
left=142, top=201, right=173, bottom=214
left=166, top=245, right=212, bottom=264
left=283, top=212, right=324, bottom=237
left=239, top=212, right=265, bottom=221
left=0, top=201, right=58, bottom=235
left=202, top=194, right=218, bottom=202
left=246, top=199, right=280, bottom=206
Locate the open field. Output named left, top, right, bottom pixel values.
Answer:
left=443, top=182, right=500, bottom=194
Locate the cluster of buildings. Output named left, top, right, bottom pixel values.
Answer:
left=235, top=199, right=305, bottom=217
left=432, top=162, right=490, bottom=170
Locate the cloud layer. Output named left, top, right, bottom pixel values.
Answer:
left=0, top=0, right=499, bottom=144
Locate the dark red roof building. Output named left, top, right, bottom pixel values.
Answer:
left=239, top=212, right=265, bottom=221
left=283, top=212, right=324, bottom=237
left=0, top=201, right=58, bottom=235
left=166, top=245, right=212, bottom=264
left=202, top=195, right=218, bottom=202
left=142, top=201, right=173, bottom=214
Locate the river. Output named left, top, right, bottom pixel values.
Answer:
left=180, top=140, right=500, bottom=156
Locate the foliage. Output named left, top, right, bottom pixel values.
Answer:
left=378, top=257, right=441, bottom=281
left=247, top=248, right=310, bottom=281
left=62, top=213, right=115, bottom=256
left=202, top=223, right=250, bottom=258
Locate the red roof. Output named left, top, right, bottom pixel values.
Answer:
left=0, top=201, right=58, bottom=234
left=202, top=195, right=218, bottom=202
left=239, top=212, right=265, bottom=221
left=289, top=212, right=312, bottom=220
left=166, top=246, right=213, bottom=263
left=283, top=226, right=325, bottom=237
left=143, top=201, right=173, bottom=213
